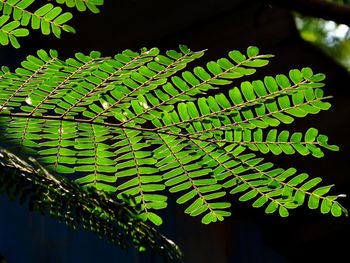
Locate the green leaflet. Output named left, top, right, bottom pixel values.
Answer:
left=0, top=0, right=103, bottom=48
left=0, top=46, right=347, bottom=227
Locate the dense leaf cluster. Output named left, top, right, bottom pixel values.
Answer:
left=0, top=45, right=347, bottom=226
left=0, top=147, right=182, bottom=261
left=0, top=0, right=104, bottom=48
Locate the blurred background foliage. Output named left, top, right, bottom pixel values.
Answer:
left=295, top=0, right=350, bottom=70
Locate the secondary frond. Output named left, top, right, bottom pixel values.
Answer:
left=0, top=0, right=104, bottom=48
left=216, top=147, right=346, bottom=217
left=120, top=47, right=273, bottom=127
left=218, top=127, right=338, bottom=157
left=154, top=68, right=330, bottom=136
left=0, top=46, right=346, bottom=226
left=154, top=134, right=232, bottom=224
left=54, top=0, right=104, bottom=13
left=0, top=147, right=183, bottom=260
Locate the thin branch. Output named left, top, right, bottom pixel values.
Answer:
left=267, top=0, right=350, bottom=25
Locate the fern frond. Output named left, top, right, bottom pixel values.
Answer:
left=0, top=46, right=347, bottom=225
left=54, top=0, right=104, bottom=13
left=0, top=0, right=104, bottom=48
left=222, top=151, right=347, bottom=217
left=154, top=134, right=232, bottom=224
left=187, top=139, right=346, bottom=218
left=0, top=147, right=183, bottom=260
left=155, top=69, right=329, bottom=136
left=121, top=47, right=273, bottom=127
left=218, top=127, right=338, bottom=157
left=86, top=46, right=206, bottom=122
left=167, top=127, right=337, bottom=158
left=115, top=128, right=166, bottom=226
left=0, top=0, right=75, bottom=38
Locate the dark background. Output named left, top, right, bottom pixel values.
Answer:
left=0, top=1, right=349, bottom=262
